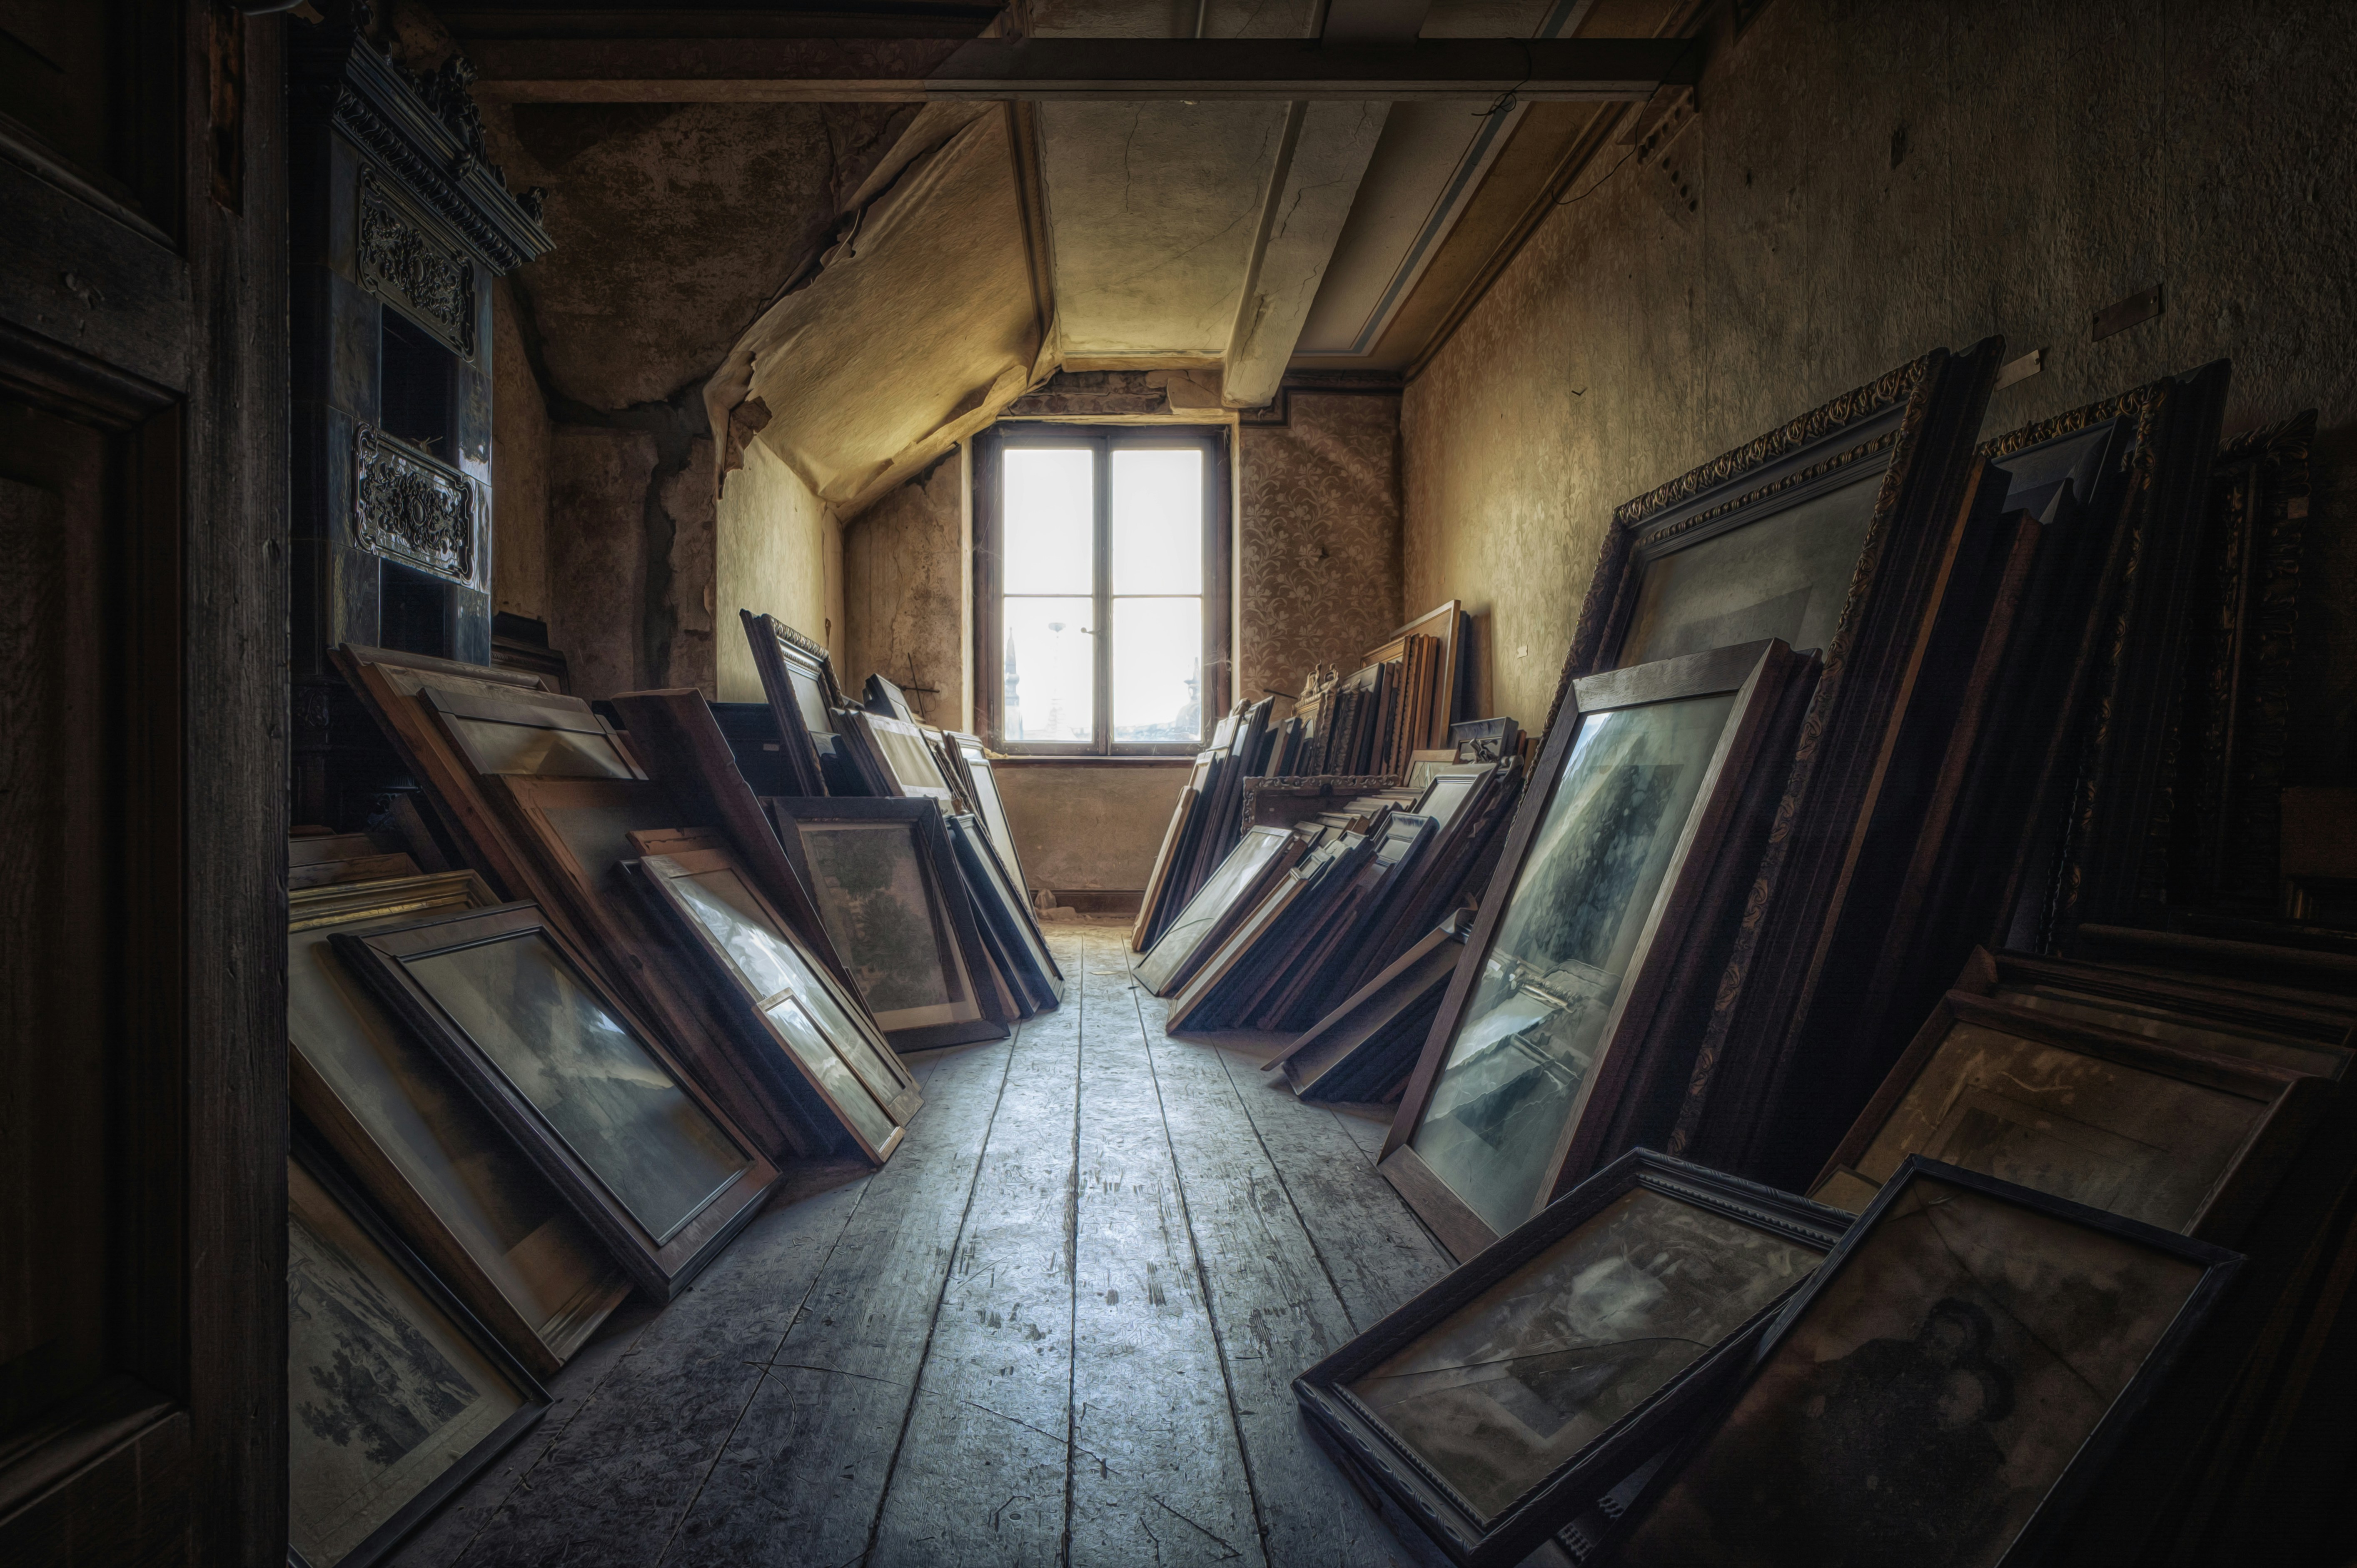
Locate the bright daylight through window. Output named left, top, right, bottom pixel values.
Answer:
left=985, top=427, right=1225, bottom=753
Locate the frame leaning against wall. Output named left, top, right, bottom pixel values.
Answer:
left=972, top=421, right=1234, bottom=755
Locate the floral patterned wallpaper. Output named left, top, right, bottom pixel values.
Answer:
left=1236, top=391, right=1406, bottom=707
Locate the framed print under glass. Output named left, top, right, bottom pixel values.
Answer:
left=287, top=1146, right=548, bottom=1568
left=1137, top=825, right=1302, bottom=995
left=740, top=610, right=846, bottom=798
left=289, top=870, right=628, bottom=1374
left=1381, top=641, right=1816, bottom=1258
left=944, top=811, right=1065, bottom=1010
left=629, top=829, right=920, bottom=1164
left=333, top=903, right=779, bottom=1299
left=1606, top=1159, right=2240, bottom=1568
left=1294, top=1152, right=1848, bottom=1566
left=1810, top=990, right=2326, bottom=1242
left=764, top=796, right=1010, bottom=1049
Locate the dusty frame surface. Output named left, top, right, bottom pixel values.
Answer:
left=332, top=901, right=780, bottom=1299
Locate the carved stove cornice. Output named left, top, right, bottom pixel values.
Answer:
left=291, top=3, right=553, bottom=276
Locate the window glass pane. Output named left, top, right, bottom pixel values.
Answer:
left=1003, top=447, right=1093, bottom=595
left=1112, top=596, right=1202, bottom=743
left=1003, top=596, right=1095, bottom=743
left=1111, top=448, right=1203, bottom=595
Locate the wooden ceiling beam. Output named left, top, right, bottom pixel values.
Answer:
left=464, top=36, right=1697, bottom=103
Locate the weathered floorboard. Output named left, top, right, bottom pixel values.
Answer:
left=666, top=1037, right=1015, bottom=1566
left=1133, top=982, right=1422, bottom=1568
left=867, top=970, right=1083, bottom=1566
left=1212, top=1044, right=1451, bottom=1332
left=1069, top=934, right=1265, bottom=1568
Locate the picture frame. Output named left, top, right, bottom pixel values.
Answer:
left=740, top=609, right=847, bottom=799
left=423, top=685, right=643, bottom=780
left=1380, top=640, right=1818, bottom=1260
left=1132, top=781, right=1199, bottom=951
left=1136, top=825, right=1305, bottom=995
left=943, top=810, right=1065, bottom=1010
left=289, top=869, right=630, bottom=1376
left=286, top=1137, right=551, bottom=1568
left=1265, top=913, right=1470, bottom=1104
left=1807, top=989, right=2327, bottom=1243
left=1292, top=1150, right=1852, bottom=1568
left=763, top=796, right=1013, bottom=1049
left=1601, top=1158, right=2242, bottom=1568
left=945, top=730, right=1031, bottom=896
left=1374, top=599, right=1469, bottom=749
left=332, top=901, right=781, bottom=1300
left=1449, top=718, right=1519, bottom=765
left=1165, top=833, right=1365, bottom=1033
left=847, top=708, right=958, bottom=801
left=625, top=829, right=921, bottom=1167
left=479, top=769, right=814, bottom=1162
left=2068, top=922, right=2357, bottom=1001
left=1258, top=811, right=1440, bottom=1032
left=1240, top=774, right=1401, bottom=836
left=1536, top=343, right=2008, bottom=1188
left=1951, top=946, right=2353, bottom=1081
left=863, top=671, right=918, bottom=723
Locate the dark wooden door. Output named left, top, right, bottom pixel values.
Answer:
left=0, top=4, right=287, bottom=1562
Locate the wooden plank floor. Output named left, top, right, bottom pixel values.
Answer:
left=389, top=923, right=1462, bottom=1568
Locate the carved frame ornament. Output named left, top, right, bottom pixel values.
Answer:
left=357, top=167, right=475, bottom=358
left=354, top=422, right=476, bottom=584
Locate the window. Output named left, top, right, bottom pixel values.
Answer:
left=975, top=424, right=1230, bottom=754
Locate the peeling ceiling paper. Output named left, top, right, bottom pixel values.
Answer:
left=723, top=111, right=1045, bottom=517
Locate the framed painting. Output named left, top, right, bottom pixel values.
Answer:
left=1536, top=344, right=2009, bottom=1187
left=1954, top=947, right=2353, bottom=1080
left=332, top=902, right=781, bottom=1299
left=947, top=731, right=1031, bottom=892
left=626, top=830, right=920, bottom=1167
left=1808, top=990, right=2326, bottom=1242
left=851, top=709, right=958, bottom=800
left=1136, top=825, right=1305, bottom=995
left=1294, top=1151, right=1850, bottom=1567
left=1604, top=1159, right=2241, bottom=1568
left=289, top=870, right=629, bottom=1375
left=1165, top=834, right=1364, bottom=1033
left=1262, top=812, right=1441, bottom=1032
left=1132, top=777, right=1202, bottom=951
left=764, top=796, right=1011, bottom=1049
left=1265, top=914, right=1469, bottom=1105
left=479, top=769, right=811, bottom=1162
left=740, top=609, right=846, bottom=798
left=1450, top=718, right=1519, bottom=764
left=1380, top=641, right=1818, bottom=1259
left=286, top=1142, right=550, bottom=1568
left=944, top=811, right=1065, bottom=1010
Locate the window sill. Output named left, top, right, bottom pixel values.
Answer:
left=988, top=755, right=1195, bottom=768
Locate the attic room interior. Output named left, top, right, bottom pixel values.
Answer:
left=7, top=1, right=2357, bottom=1565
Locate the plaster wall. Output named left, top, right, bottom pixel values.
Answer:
left=843, top=450, right=965, bottom=725
left=490, top=279, right=551, bottom=624
left=1237, top=391, right=1405, bottom=703
left=1403, top=0, right=2357, bottom=763
left=995, top=765, right=1190, bottom=894
left=717, top=436, right=846, bottom=703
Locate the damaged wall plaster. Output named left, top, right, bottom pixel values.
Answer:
left=718, top=439, right=846, bottom=704
left=844, top=449, right=965, bottom=727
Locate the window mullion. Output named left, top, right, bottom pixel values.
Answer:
left=1093, top=434, right=1112, bottom=754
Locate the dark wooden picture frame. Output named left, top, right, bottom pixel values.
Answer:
left=333, top=902, right=781, bottom=1300
left=1294, top=1151, right=1852, bottom=1568
left=944, top=811, right=1066, bottom=1010
left=1381, top=641, right=1817, bottom=1259
left=1137, top=824, right=1305, bottom=995
left=625, top=830, right=921, bottom=1168
left=288, top=869, right=629, bottom=1376
left=851, top=708, right=959, bottom=800
left=763, top=796, right=1013, bottom=1049
left=1538, top=343, right=2007, bottom=1190
left=1265, top=915, right=1470, bottom=1105
left=740, top=609, right=846, bottom=798
left=1808, top=989, right=2327, bottom=1243
left=424, top=685, right=642, bottom=780
left=1601, top=1158, right=2242, bottom=1568
left=285, top=1134, right=551, bottom=1568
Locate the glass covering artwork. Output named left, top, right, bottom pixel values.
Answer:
left=670, top=865, right=903, bottom=1148
left=1412, top=691, right=1739, bottom=1234
left=405, top=933, right=751, bottom=1244
left=1347, top=1186, right=1821, bottom=1520
left=286, top=1159, right=526, bottom=1566
left=1619, top=473, right=1880, bottom=665
left=798, top=820, right=960, bottom=1019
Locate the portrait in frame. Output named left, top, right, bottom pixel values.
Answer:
left=1605, top=1159, right=2240, bottom=1568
